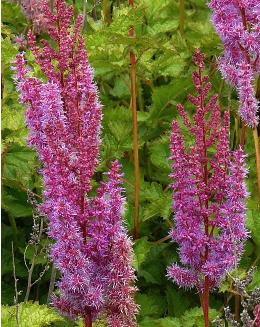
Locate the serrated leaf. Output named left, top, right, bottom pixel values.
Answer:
left=110, top=75, right=130, bottom=98
left=2, top=144, right=37, bottom=189
left=147, top=20, right=179, bottom=35
left=166, top=287, right=195, bottom=317
left=136, top=292, right=167, bottom=319
left=246, top=209, right=260, bottom=248
left=1, top=36, right=18, bottom=66
left=1, top=302, right=74, bottom=327
left=139, top=243, right=170, bottom=285
left=139, top=317, right=181, bottom=327
left=143, top=194, right=171, bottom=221
left=2, top=192, right=32, bottom=218
left=180, top=307, right=218, bottom=327
left=149, top=139, right=171, bottom=173
left=133, top=237, right=153, bottom=270
left=2, top=105, right=26, bottom=132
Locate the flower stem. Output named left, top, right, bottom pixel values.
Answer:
left=240, top=122, right=246, bottom=148
left=255, top=76, right=260, bottom=206
left=235, top=294, right=240, bottom=321
left=84, top=312, right=92, bottom=327
left=129, top=0, right=139, bottom=240
left=203, top=277, right=210, bottom=327
left=253, top=128, right=260, bottom=206
left=47, top=264, right=56, bottom=304
left=199, top=64, right=210, bottom=327
left=12, top=242, right=20, bottom=327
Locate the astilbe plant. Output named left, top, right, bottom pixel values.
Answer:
left=14, top=1, right=138, bottom=326
left=209, top=0, right=260, bottom=128
left=15, top=0, right=49, bottom=33
left=167, top=49, right=248, bottom=327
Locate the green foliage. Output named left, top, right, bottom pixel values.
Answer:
left=1, top=303, right=108, bottom=327
left=139, top=307, right=219, bottom=326
left=247, top=209, right=260, bottom=249
left=1, top=303, right=73, bottom=327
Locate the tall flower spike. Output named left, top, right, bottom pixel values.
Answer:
left=209, top=0, right=260, bottom=127
left=14, top=1, right=137, bottom=326
left=167, top=49, right=248, bottom=325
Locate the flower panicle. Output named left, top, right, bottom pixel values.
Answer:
left=14, top=0, right=137, bottom=325
left=209, top=0, right=259, bottom=127
left=167, top=50, right=248, bottom=292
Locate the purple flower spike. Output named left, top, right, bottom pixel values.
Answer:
left=209, top=0, right=260, bottom=127
left=167, top=50, right=248, bottom=293
left=14, top=1, right=137, bottom=326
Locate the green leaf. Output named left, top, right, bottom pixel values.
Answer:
left=166, top=287, right=195, bottom=317
left=139, top=317, right=181, bottom=327
left=180, top=307, right=218, bottom=327
left=2, top=104, right=27, bottom=146
left=1, top=36, right=18, bottom=66
left=1, top=1, right=27, bottom=32
left=138, top=243, right=170, bottom=285
left=102, top=107, right=133, bottom=155
left=2, top=192, right=32, bottom=218
left=2, top=105, right=25, bottom=131
left=133, top=237, right=153, bottom=270
left=246, top=209, right=260, bottom=248
left=149, top=138, right=171, bottom=173
left=2, top=144, right=37, bottom=189
left=136, top=291, right=167, bottom=319
left=143, top=194, right=171, bottom=221
left=110, top=75, right=130, bottom=98
left=247, top=269, right=260, bottom=292
left=157, top=55, right=187, bottom=78
left=1, top=302, right=74, bottom=327
left=147, top=20, right=179, bottom=35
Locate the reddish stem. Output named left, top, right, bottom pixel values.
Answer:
left=240, top=122, right=246, bottom=148
left=253, top=128, right=260, bottom=206
left=129, top=0, right=140, bottom=240
left=204, top=277, right=210, bottom=327
left=239, top=6, right=249, bottom=148
left=198, top=66, right=210, bottom=327
left=84, top=312, right=92, bottom=327
left=240, top=7, right=247, bottom=30
left=235, top=294, right=240, bottom=321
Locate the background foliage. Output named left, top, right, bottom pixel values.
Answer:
left=1, top=0, right=260, bottom=326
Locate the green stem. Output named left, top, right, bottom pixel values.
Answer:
left=12, top=243, right=20, bottom=327
left=47, top=265, right=57, bottom=304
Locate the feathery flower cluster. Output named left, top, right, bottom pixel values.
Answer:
left=209, top=0, right=260, bottom=127
left=16, top=0, right=49, bottom=33
left=14, top=1, right=137, bottom=325
left=167, top=50, right=248, bottom=293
